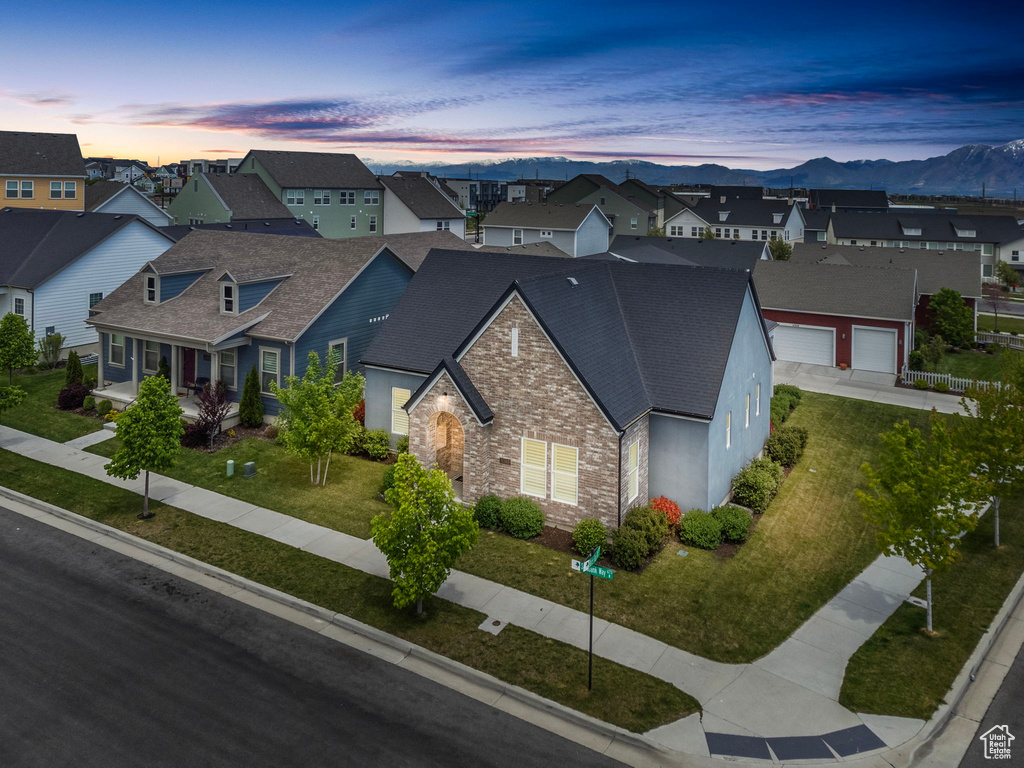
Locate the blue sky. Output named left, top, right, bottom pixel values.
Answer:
left=1, top=0, right=1021, bottom=169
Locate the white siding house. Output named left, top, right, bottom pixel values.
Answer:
left=88, top=184, right=173, bottom=227
left=481, top=203, right=612, bottom=257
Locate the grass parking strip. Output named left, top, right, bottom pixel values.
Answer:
left=0, top=447, right=698, bottom=733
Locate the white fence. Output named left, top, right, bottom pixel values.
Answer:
left=901, top=366, right=1001, bottom=393
left=977, top=331, right=1024, bottom=351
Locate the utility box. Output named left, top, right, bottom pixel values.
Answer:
left=226, top=459, right=234, bottom=477
left=243, top=461, right=257, bottom=478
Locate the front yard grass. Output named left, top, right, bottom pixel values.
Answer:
left=934, top=346, right=1019, bottom=382
left=3, top=364, right=102, bottom=443
left=839, top=494, right=1024, bottom=719
left=94, top=392, right=929, bottom=664
left=978, top=313, right=1024, bottom=335
left=0, top=447, right=697, bottom=733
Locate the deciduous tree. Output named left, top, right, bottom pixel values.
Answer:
left=105, top=375, right=184, bottom=519
left=922, top=334, right=948, bottom=372
left=0, top=386, right=26, bottom=422
left=372, top=453, right=478, bottom=614
left=929, top=288, right=974, bottom=348
left=996, top=260, right=1019, bottom=291
left=983, top=283, right=1009, bottom=334
left=768, top=237, right=793, bottom=260
left=0, top=313, right=37, bottom=385
left=701, top=226, right=716, bottom=239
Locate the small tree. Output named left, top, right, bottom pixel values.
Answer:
left=857, top=416, right=983, bottom=633
left=105, top=375, right=184, bottom=519
left=194, top=380, right=231, bottom=448
left=701, top=225, right=716, bottom=239
left=929, top=288, right=973, bottom=348
left=270, top=350, right=364, bottom=485
left=0, top=385, right=27, bottom=422
left=157, top=355, right=171, bottom=382
left=37, top=332, right=64, bottom=370
left=922, top=334, right=948, bottom=371
left=239, top=366, right=264, bottom=428
left=372, top=453, right=479, bottom=614
left=64, top=350, right=83, bottom=387
left=768, top=237, right=793, bottom=260
left=647, top=225, right=666, bottom=237
left=0, top=313, right=37, bottom=385
left=996, top=260, right=1019, bottom=291
left=983, top=283, right=1009, bottom=333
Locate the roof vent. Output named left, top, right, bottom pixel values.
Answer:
left=899, top=249, right=905, bottom=253
left=189, top=226, right=195, bottom=230
left=114, top=215, right=122, bottom=219
left=76, top=212, right=84, bottom=217
left=226, top=224, right=233, bottom=229
left=859, top=247, right=865, bottom=251
left=567, top=277, right=579, bottom=286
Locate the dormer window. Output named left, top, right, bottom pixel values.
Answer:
left=955, top=228, right=976, bottom=238
left=902, top=227, right=922, bottom=236
left=221, top=282, right=236, bottom=314
left=718, top=211, right=730, bottom=222
left=144, top=274, right=159, bottom=304
left=772, top=213, right=784, bottom=224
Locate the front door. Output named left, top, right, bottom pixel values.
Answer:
left=182, top=348, right=196, bottom=386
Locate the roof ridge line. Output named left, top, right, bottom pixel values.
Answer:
left=606, top=263, right=652, bottom=413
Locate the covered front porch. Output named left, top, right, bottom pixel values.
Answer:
left=93, top=379, right=241, bottom=427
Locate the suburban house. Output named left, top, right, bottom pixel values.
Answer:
left=85, top=180, right=173, bottom=227
left=545, top=174, right=657, bottom=237
left=709, top=185, right=766, bottom=200
left=481, top=202, right=612, bottom=257
left=233, top=150, right=384, bottom=238
left=361, top=249, right=774, bottom=522
left=86, top=230, right=481, bottom=423
left=0, top=208, right=175, bottom=352
left=617, top=178, right=689, bottom=226
left=808, top=189, right=889, bottom=213
left=791, top=243, right=982, bottom=333
left=111, top=162, right=150, bottom=185
left=379, top=172, right=467, bottom=238
left=159, top=218, right=320, bottom=242
left=823, top=212, right=1024, bottom=280
left=663, top=196, right=806, bottom=243
left=167, top=172, right=292, bottom=226
left=1, top=131, right=86, bottom=212
left=477, top=242, right=570, bottom=258
left=604, top=235, right=770, bottom=267
left=754, top=259, right=918, bottom=374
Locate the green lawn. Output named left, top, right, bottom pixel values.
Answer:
left=934, top=346, right=1019, bottom=382
left=96, top=392, right=928, bottom=664
left=3, top=364, right=102, bottom=442
left=840, top=494, right=1024, bottom=719
left=0, top=447, right=697, bottom=733
left=978, top=313, right=1024, bottom=335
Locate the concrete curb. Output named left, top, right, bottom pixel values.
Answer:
left=0, top=485, right=667, bottom=762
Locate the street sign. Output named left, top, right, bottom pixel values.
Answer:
left=569, top=545, right=613, bottom=691
left=586, top=565, right=614, bottom=580
left=583, top=546, right=601, bottom=571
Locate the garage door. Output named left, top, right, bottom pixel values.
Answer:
left=852, top=327, right=897, bottom=374
left=771, top=324, right=834, bottom=366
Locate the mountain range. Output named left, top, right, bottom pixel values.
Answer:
left=364, top=140, right=1024, bottom=197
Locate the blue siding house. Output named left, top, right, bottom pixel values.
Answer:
left=86, top=229, right=428, bottom=424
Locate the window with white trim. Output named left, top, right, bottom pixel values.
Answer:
left=511, top=327, right=519, bottom=356
left=350, top=215, right=357, bottom=229
left=521, top=438, right=547, bottom=497
left=756, top=383, right=761, bottom=416
left=364, top=190, right=379, bottom=205
left=64, top=181, right=76, bottom=199
left=221, top=282, right=236, bottom=314
left=691, top=226, right=699, bottom=237
left=513, top=229, right=523, bottom=245
left=260, top=349, right=280, bottom=394
left=368, top=215, right=377, bottom=233
left=436, top=220, right=450, bottom=230
left=144, top=275, right=158, bottom=304
left=539, top=230, right=552, bottom=238
left=715, top=227, right=722, bottom=237
left=313, top=189, right=330, bottom=205
left=5, top=181, right=17, bottom=198
left=339, top=190, right=355, bottom=205
left=983, top=264, right=994, bottom=278
left=627, top=440, right=639, bottom=501
left=745, top=394, right=750, bottom=427
left=329, top=339, right=347, bottom=384
left=51, top=181, right=63, bottom=199
left=551, top=444, right=578, bottom=504
left=143, top=341, right=160, bottom=373
left=14, top=297, right=25, bottom=317
left=285, top=189, right=304, bottom=205
left=89, top=292, right=103, bottom=308
left=219, top=350, right=237, bottom=389
left=109, top=334, right=125, bottom=367
left=630, top=217, right=638, bottom=230
left=312, top=216, right=319, bottom=231
left=816, top=231, right=826, bottom=242
left=726, top=412, right=731, bottom=449
left=391, top=387, right=410, bottom=434
left=19, top=181, right=33, bottom=198
left=669, top=226, right=683, bottom=236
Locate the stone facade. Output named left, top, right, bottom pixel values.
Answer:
left=408, top=295, right=641, bottom=530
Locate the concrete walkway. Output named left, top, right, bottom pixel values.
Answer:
left=63, top=427, right=117, bottom=450
left=0, top=424, right=929, bottom=760
left=773, top=361, right=962, bottom=414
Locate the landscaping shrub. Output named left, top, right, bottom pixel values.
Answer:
left=83, top=376, right=96, bottom=391
left=473, top=494, right=502, bottom=529
left=623, top=504, right=669, bottom=552
left=498, top=496, right=544, bottom=539
left=934, top=381, right=950, bottom=393
left=264, top=425, right=279, bottom=440
left=37, top=332, right=64, bottom=370
left=97, top=399, right=112, bottom=416
left=678, top=509, right=722, bottom=549
left=64, top=350, right=83, bottom=387
left=361, top=429, right=391, bottom=461
left=379, top=464, right=397, bottom=498
left=82, top=395, right=95, bottom=412
left=346, top=423, right=366, bottom=455
left=774, top=384, right=802, bottom=404
left=610, top=526, right=647, bottom=570
left=180, top=421, right=209, bottom=449
left=914, top=327, right=929, bottom=350
left=771, top=384, right=803, bottom=425
left=713, top=505, right=752, bottom=543
left=572, top=518, right=608, bottom=556
left=56, top=383, right=90, bottom=410
left=239, top=366, right=264, bottom=428
left=765, top=425, right=809, bottom=467
left=731, top=458, right=784, bottom=513
left=104, top=409, right=120, bottom=422
left=649, top=495, right=682, bottom=526
left=352, top=399, right=365, bottom=426
left=908, top=350, right=924, bottom=370
left=914, top=379, right=931, bottom=390
left=396, top=435, right=410, bottom=454
left=157, top=356, right=171, bottom=381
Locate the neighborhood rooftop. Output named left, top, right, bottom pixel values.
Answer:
left=204, top=173, right=292, bottom=219
left=0, top=130, right=85, bottom=176
left=828, top=211, right=1024, bottom=244
left=605, top=235, right=766, bottom=271
left=809, top=189, right=889, bottom=209
left=378, top=174, right=464, bottom=219
left=686, top=197, right=798, bottom=227
left=158, top=218, right=321, bottom=242
left=483, top=201, right=600, bottom=230
left=242, top=149, right=382, bottom=189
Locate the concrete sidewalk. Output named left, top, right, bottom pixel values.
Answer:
left=773, top=361, right=962, bottom=414
left=0, top=424, right=926, bottom=760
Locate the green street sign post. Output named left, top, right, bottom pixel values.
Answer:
left=570, top=546, right=614, bottom=690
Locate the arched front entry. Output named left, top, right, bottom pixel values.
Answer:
left=431, top=410, right=464, bottom=481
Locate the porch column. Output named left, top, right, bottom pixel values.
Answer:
left=130, top=338, right=138, bottom=394
left=170, top=345, right=179, bottom=395
left=211, top=351, right=218, bottom=387
left=97, top=333, right=104, bottom=388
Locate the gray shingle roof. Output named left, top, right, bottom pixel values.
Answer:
left=0, top=208, right=166, bottom=289
left=88, top=230, right=412, bottom=344
left=245, top=150, right=381, bottom=190
left=410, top=357, right=494, bottom=424
left=159, top=218, right=320, bottom=242
left=475, top=241, right=570, bottom=258
left=379, top=175, right=465, bottom=219
left=754, top=260, right=916, bottom=321
left=365, top=250, right=766, bottom=427
left=810, top=189, right=888, bottom=209
left=482, top=202, right=603, bottom=231
left=84, top=180, right=130, bottom=211
left=791, top=243, right=982, bottom=297
left=828, top=212, right=1024, bottom=245
left=0, top=131, right=84, bottom=176
left=205, top=173, right=292, bottom=219
left=606, top=235, right=765, bottom=271
left=681, top=198, right=797, bottom=228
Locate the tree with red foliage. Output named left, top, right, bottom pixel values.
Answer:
left=649, top=495, right=682, bottom=526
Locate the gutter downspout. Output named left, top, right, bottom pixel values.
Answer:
left=617, top=431, right=624, bottom=528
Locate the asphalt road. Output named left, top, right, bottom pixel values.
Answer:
left=979, top=300, right=1024, bottom=317
left=959, top=639, right=1024, bottom=767
left=0, top=505, right=626, bottom=768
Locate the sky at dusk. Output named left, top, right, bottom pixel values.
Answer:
left=1, top=0, right=1021, bottom=170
